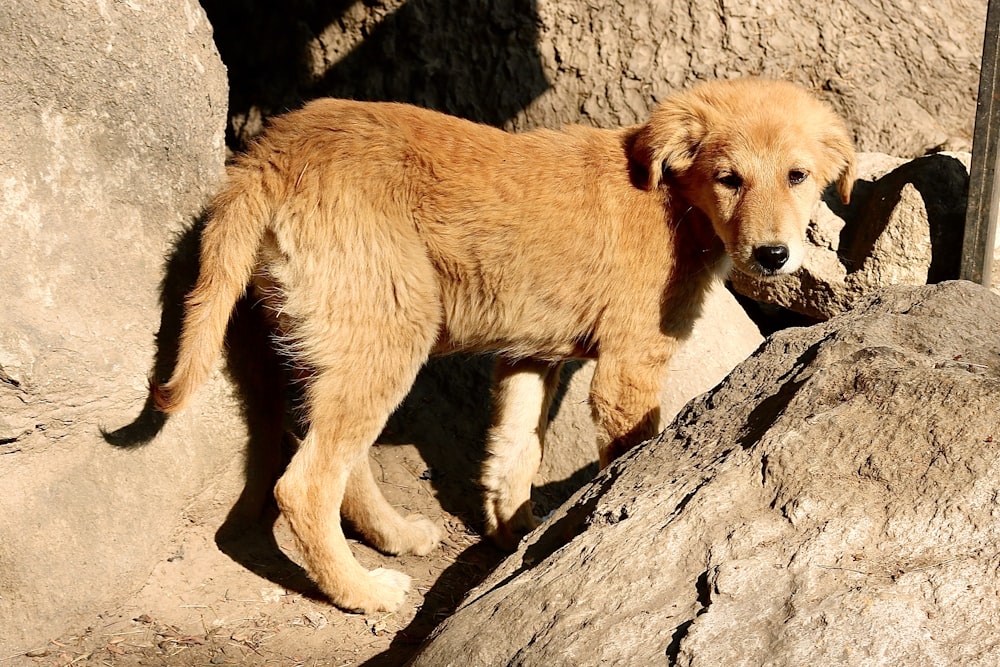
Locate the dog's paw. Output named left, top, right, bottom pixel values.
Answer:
left=401, top=514, right=442, bottom=556
left=484, top=496, right=539, bottom=551
left=312, top=562, right=413, bottom=614
left=361, top=567, right=411, bottom=612
left=371, top=514, right=441, bottom=556
left=317, top=566, right=410, bottom=614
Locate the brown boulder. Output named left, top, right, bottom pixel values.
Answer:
left=412, top=281, right=1000, bottom=666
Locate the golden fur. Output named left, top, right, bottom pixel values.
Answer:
left=153, top=78, right=854, bottom=613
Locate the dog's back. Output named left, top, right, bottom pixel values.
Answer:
left=239, top=99, right=685, bottom=363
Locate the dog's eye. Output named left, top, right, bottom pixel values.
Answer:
left=788, top=170, right=808, bottom=185
left=716, top=173, right=743, bottom=189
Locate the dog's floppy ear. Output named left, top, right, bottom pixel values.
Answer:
left=834, top=147, right=856, bottom=205
left=819, top=122, right=857, bottom=205
left=631, top=93, right=708, bottom=190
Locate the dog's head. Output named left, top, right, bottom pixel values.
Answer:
left=633, top=78, right=855, bottom=278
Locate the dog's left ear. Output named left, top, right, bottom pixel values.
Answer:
left=820, top=123, right=857, bottom=205
left=631, top=93, right=709, bottom=190
left=835, top=151, right=856, bottom=205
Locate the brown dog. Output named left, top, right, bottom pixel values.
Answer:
left=153, top=78, right=854, bottom=613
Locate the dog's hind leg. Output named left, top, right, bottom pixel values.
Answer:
left=271, top=245, right=441, bottom=613
left=341, top=452, right=441, bottom=556
left=273, top=365, right=421, bottom=613
left=277, top=328, right=441, bottom=611
left=481, top=358, right=562, bottom=550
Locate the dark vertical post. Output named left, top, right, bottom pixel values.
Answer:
left=962, top=0, right=1000, bottom=285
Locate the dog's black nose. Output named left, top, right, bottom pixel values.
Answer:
left=753, top=245, right=789, bottom=271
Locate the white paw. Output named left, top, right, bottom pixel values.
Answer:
left=404, top=514, right=442, bottom=556
left=365, top=567, right=411, bottom=612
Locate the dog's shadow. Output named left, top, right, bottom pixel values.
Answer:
left=102, top=216, right=321, bottom=598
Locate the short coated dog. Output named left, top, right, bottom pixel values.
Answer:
left=153, top=78, right=855, bottom=613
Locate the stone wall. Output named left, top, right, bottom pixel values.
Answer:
left=0, top=0, right=232, bottom=650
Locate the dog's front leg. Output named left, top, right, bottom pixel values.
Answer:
left=589, top=356, right=663, bottom=467
left=481, top=357, right=562, bottom=550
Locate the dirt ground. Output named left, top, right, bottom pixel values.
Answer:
left=9, top=352, right=589, bottom=666
left=10, top=441, right=512, bottom=667
left=3, top=292, right=595, bottom=667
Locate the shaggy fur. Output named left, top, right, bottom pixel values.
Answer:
left=153, top=78, right=854, bottom=613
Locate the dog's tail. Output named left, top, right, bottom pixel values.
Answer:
left=152, top=168, right=271, bottom=414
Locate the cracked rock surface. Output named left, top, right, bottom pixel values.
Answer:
left=214, top=0, right=984, bottom=157
left=411, top=281, right=1000, bottom=667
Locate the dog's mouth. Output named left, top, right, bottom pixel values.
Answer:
left=746, top=265, right=796, bottom=279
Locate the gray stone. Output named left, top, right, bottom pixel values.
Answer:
left=0, top=0, right=229, bottom=651
left=411, top=281, right=1000, bottom=667
left=210, top=0, right=984, bottom=157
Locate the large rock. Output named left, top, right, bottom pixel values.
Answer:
left=732, top=152, right=971, bottom=320
left=0, top=0, right=231, bottom=651
left=411, top=281, right=1000, bottom=666
left=207, top=0, right=984, bottom=157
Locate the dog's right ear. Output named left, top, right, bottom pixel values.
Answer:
left=631, top=95, right=708, bottom=190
